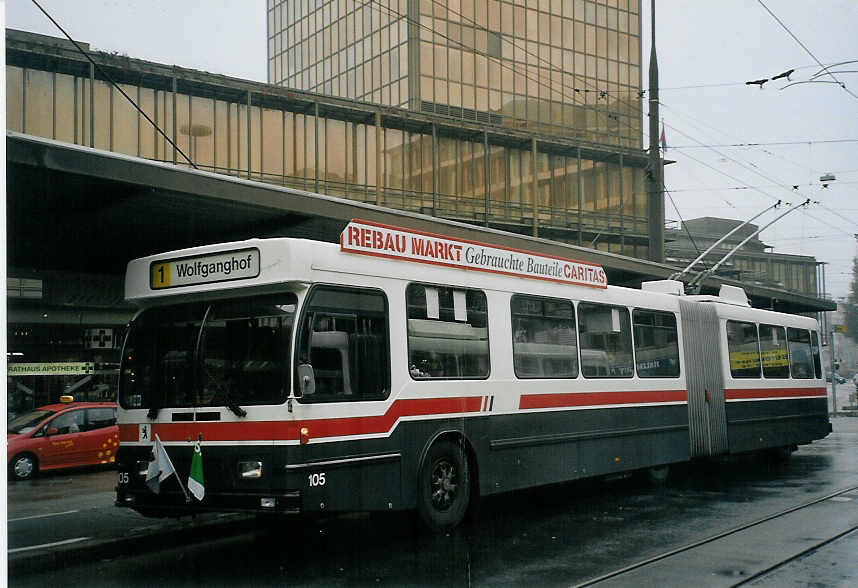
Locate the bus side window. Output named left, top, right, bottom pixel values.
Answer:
left=726, top=320, right=761, bottom=378
left=578, top=302, right=633, bottom=378
left=296, top=286, right=390, bottom=402
left=510, top=294, right=578, bottom=379
left=760, top=324, right=789, bottom=379
left=406, top=283, right=489, bottom=380
left=810, top=331, right=822, bottom=379
left=787, top=327, right=814, bottom=379
left=633, top=309, right=680, bottom=378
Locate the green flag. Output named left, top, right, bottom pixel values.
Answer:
left=188, top=439, right=204, bottom=501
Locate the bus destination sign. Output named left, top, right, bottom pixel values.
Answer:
left=150, top=248, right=261, bottom=290
left=340, top=220, right=607, bottom=288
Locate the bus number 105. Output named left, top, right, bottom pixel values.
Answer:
left=308, top=473, right=326, bottom=487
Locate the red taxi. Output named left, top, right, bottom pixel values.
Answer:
left=7, top=399, right=119, bottom=481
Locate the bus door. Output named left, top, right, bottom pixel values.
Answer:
left=678, top=299, right=728, bottom=457
left=292, top=285, right=397, bottom=511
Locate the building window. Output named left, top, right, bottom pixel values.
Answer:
left=487, top=31, right=502, bottom=58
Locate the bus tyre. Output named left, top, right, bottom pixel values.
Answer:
left=767, top=446, right=795, bottom=462
left=418, top=440, right=471, bottom=532
left=646, top=465, right=670, bottom=485
left=9, top=453, right=37, bottom=481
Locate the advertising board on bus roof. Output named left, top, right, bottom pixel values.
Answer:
left=340, top=219, right=607, bottom=289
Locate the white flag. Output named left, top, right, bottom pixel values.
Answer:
left=146, top=434, right=177, bottom=494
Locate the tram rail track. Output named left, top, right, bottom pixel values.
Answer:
left=732, top=524, right=858, bottom=586
left=573, top=483, right=858, bottom=587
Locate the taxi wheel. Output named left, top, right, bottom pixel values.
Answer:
left=10, top=453, right=37, bottom=481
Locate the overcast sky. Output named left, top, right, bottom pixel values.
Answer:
left=6, top=1, right=858, bottom=298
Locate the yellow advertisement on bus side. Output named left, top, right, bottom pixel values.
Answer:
left=729, top=349, right=788, bottom=371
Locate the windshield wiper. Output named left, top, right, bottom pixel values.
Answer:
left=224, top=391, right=247, bottom=418
left=147, top=390, right=163, bottom=419
left=226, top=401, right=247, bottom=418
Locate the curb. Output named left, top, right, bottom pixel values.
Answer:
left=832, top=411, right=858, bottom=418
left=8, top=513, right=257, bottom=575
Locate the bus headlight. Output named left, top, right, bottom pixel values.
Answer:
left=238, top=461, right=263, bottom=479
left=137, top=460, right=151, bottom=477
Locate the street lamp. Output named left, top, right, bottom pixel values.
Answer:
left=179, top=124, right=212, bottom=166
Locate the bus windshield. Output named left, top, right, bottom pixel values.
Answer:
left=120, top=294, right=297, bottom=410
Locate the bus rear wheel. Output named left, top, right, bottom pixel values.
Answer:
left=418, top=440, right=471, bottom=532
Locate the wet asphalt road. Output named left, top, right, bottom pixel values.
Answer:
left=8, top=468, right=135, bottom=552
left=8, top=417, right=858, bottom=587
left=7, top=467, right=235, bottom=554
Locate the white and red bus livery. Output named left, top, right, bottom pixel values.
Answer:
left=115, top=220, right=830, bottom=529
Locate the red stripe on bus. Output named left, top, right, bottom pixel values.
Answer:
left=724, top=387, right=826, bottom=400
left=118, top=396, right=483, bottom=443
left=519, top=389, right=687, bottom=410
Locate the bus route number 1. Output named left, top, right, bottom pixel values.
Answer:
left=151, top=262, right=171, bottom=289
left=308, top=472, right=326, bottom=487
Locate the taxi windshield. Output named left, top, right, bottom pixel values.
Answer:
left=8, top=410, right=55, bottom=434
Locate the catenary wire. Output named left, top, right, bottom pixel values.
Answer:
left=665, top=186, right=708, bottom=265
left=373, top=0, right=848, bottom=231
left=41, top=0, right=857, bottom=250
left=30, top=0, right=197, bottom=169
left=668, top=180, right=858, bottom=194
left=757, top=0, right=858, bottom=102
left=413, top=0, right=858, bottom=243
left=366, top=2, right=845, bottom=250
left=365, top=0, right=642, bottom=139
left=658, top=101, right=827, bottom=178
left=665, top=139, right=858, bottom=148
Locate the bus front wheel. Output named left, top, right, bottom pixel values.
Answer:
left=417, top=440, right=471, bottom=532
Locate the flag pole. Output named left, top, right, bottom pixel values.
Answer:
left=156, top=433, right=191, bottom=503
left=175, top=467, right=191, bottom=503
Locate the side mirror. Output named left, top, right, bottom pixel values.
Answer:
left=297, top=363, right=315, bottom=398
left=47, top=427, right=59, bottom=436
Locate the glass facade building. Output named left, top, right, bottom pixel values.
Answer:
left=270, top=0, right=410, bottom=109
left=4, top=28, right=827, bottom=415
left=268, top=0, right=642, bottom=148
left=6, top=29, right=651, bottom=256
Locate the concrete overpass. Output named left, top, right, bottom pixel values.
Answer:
left=7, top=131, right=834, bottom=318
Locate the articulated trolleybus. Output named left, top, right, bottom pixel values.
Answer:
left=116, top=220, right=831, bottom=530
